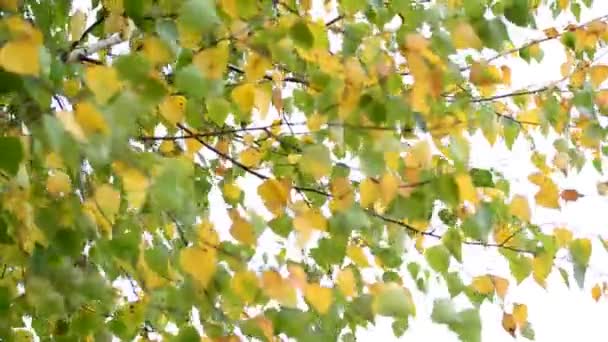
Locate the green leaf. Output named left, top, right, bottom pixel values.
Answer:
left=425, top=245, right=450, bottom=274
left=504, top=0, right=532, bottom=27
left=442, top=228, right=462, bottom=262
left=373, top=284, right=416, bottom=318
left=290, top=21, right=314, bottom=49
left=0, top=137, right=23, bottom=176
left=570, top=238, right=592, bottom=288
left=206, top=97, right=231, bottom=125
left=179, top=0, right=219, bottom=33
left=470, top=168, right=494, bottom=187
left=431, top=299, right=481, bottom=342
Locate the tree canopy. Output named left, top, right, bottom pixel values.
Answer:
left=1, top=0, right=608, bottom=340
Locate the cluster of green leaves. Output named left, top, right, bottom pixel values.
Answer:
left=0, top=0, right=607, bottom=341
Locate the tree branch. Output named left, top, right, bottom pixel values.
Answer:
left=66, top=33, right=124, bottom=63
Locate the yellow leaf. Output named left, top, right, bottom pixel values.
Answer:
left=493, top=276, right=509, bottom=299
left=195, top=220, right=220, bottom=247
left=455, top=173, right=478, bottom=205
left=74, top=101, right=109, bottom=136
left=471, top=275, right=494, bottom=295
left=512, top=303, right=528, bottom=327
left=245, top=51, right=271, bottom=81
left=409, top=140, right=432, bottom=169
left=177, top=22, right=200, bottom=49
left=330, top=177, right=354, bottom=212
left=223, top=182, right=242, bottom=202
left=532, top=252, right=552, bottom=287
left=592, top=284, right=602, bottom=302
left=231, top=270, right=259, bottom=303
left=509, top=195, right=530, bottom=221
left=45, top=152, right=64, bottom=169
left=451, top=21, right=482, bottom=49
left=553, top=227, right=573, bottom=248
left=46, top=171, right=72, bottom=197
left=262, top=270, right=297, bottom=307
left=470, top=62, right=502, bottom=86
left=231, top=83, right=256, bottom=115
left=337, top=268, right=357, bottom=298
left=56, top=110, right=86, bottom=142
left=0, top=0, right=19, bottom=11
left=193, top=41, right=229, bottom=79
left=559, top=0, right=569, bottom=9
left=114, top=166, right=149, bottom=211
left=229, top=211, right=256, bottom=245
left=570, top=69, right=586, bottom=88
left=347, top=245, right=369, bottom=267
left=502, top=313, right=516, bottom=337
left=239, top=148, right=263, bottom=168
left=159, top=95, right=186, bottom=125
left=84, top=65, right=121, bottom=104
left=590, top=65, right=608, bottom=88
left=0, top=40, right=40, bottom=76
left=501, top=65, right=511, bottom=86
left=359, top=178, right=380, bottom=208
left=287, top=264, right=308, bottom=290
left=304, top=283, right=333, bottom=314
left=102, top=0, right=123, bottom=12
left=529, top=173, right=560, bottom=209
left=69, top=10, right=86, bottom=42
left=180, top=246, right=217, bottom=288
left=142, top=35, right=171, bottom=66
left=94, top=184, right=121, bottom=220
left=294, top=208, right=327, bottom=232
left=254, top=83, right=272, bottom=118
left=298, top=145, right=331, bottom=180
left=220, top=0, right=239, bottom=18
left=380, top=172, right=399, bottom=207
left=257, top=178, right=290, bottom=215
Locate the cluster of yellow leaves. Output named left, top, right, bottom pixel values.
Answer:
left=402, top=33, right=445, bottom=114
left=0, top=16, right=43, bottom=76
left=112, top=162, right=149, bottom=211
left=84, top=65, right=122, bottom=104
left=158, top=95, right=186, bottom=125
left=330, top=177, right=354, bottom=212
left=262, top=270, right=298, bottom=307
left=502, top=303, right=529, bottom=337
left=257, top=178, right=291, bottom=215
left=46, top=171, right=72, bottom=197
left=179, top=221, right=219, bottom=289
left=528, top=172, right=560, bottom=209
left=470, top=274, right=509, bottom=299
left=293, top=207, right=327, bottom=245
left=229, top=210, right=256, bottom=245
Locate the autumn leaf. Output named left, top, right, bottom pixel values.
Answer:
left=337, top=268, right=357, bottom=298
left=560, top=189, right=582, bottom=202
left=509, top=195, right=531, bottom=221
left=180, top=246, right=217, bottom=288
left=590, top=65, right=608, bottom=88
left=46, top=171, right=72, bottom=197
left=159, top=95, right=186, bottom=125
left=262, top=270, right=297, bottom=307
left=0, top=40, right=40, bottom=76
left=512, top=303, right=528, bottom=327
left=257, top=178, right=290, bottom=215
left=304, top=283, right=333, bottom=314
left=471, top=275, right=494, bottom=295
left=84, top=65, right=122, bottom=104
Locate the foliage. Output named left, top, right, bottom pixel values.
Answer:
left=0, top=0, right=607, bottom=340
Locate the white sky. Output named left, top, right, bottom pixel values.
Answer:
left=66, top=1, right=608, bottom=341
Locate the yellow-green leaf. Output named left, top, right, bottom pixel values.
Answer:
left=304, top=283, right=333, bottom=314
left=180, top=246, right=217, bottom=288
left=84, top=65, right=122, bottom=104
left=509, top=195, right=531, bottom=221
